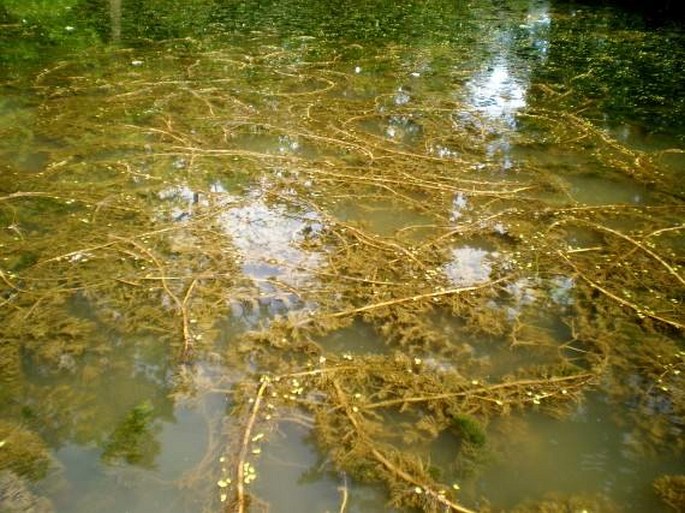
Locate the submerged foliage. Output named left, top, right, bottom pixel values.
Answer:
left=0, top=470, right=54, bottom=513
left=506, top=493, right=620, bottom=513
left=653, top=475, right=685, bottom=512
left=0, top=421, right=51, bottom=481
left=0, top=1, right=683, bottom=513
left=101, top=401, right=160, bottom=468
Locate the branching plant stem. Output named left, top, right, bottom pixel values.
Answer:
left=559, top=251, right=684, bottom=331
left=326, top=275, right=511, bottom=319
left=234, top=379, right=269, bottom=513
left=331, top=380, right=479, bottom=513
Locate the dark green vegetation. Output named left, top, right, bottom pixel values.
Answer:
left=101, top=401, right=159, bottom=467
left=0, top=1, right=683, bottom=513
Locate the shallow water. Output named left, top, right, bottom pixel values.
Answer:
left=1, top=1, right=684, bottom=513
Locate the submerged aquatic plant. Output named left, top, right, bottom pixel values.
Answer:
left=101, top=401, right=160, bottom=468
left=653, top=475, right=685, bottom=512
left=0, top=421, right=51, bottom=480
left=0, top=470, right=54, bottom=513
left=0, top=4, right=683, bottom=512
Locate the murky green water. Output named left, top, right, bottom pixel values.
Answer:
left=1, top=1, right=684, bottom=513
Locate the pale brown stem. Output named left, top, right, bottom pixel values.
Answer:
left=363, top=373, right=595, bottom=411
left=331, top=380, right=479, bottom=513
left=326, top=275, right=510, bottom=319
left=559, top=251, right=684, bottom=330
left=235, top=380, right=269, bottom=513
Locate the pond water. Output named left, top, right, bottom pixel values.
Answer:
left=1, top=1, right=684, bottom=513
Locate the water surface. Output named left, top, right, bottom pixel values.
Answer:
left=1, top=1, right=683, bottom=513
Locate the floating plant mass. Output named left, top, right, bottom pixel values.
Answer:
left=0, top=1, right=683, bottom=512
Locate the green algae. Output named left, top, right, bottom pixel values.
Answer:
left=101, top=401, right=160, bottom=468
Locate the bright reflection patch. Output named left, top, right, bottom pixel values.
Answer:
left=219, top=192, right=323, bottom=288
left=443, top=246, right=498, bottom=286
left=467, top=62, right=527, bottom=126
